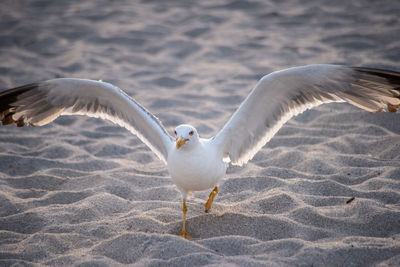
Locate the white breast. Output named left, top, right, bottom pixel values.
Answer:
left=167, top=139, right=227, bottom=194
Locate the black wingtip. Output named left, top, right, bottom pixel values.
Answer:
left=0, top=82, right=38, bottom=97
left=0, top=83, right=39, bottom=127
left=352, top=67, right=400, bottom=87
left=352, top=66, right=400, bottom=113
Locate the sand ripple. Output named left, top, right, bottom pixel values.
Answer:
left=1, top=0, right=400, bottom=266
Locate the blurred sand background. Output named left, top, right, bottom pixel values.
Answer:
left=0, top=0, right=400, bottom=266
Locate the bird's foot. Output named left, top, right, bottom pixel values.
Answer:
left=180, top=199, right=191, bottom=239
left=180, top=229, right=191, bottom=239
left=204, top=186, right=218, bottom=213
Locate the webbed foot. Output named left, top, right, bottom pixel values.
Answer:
left=180, top=199, right=191, bottom=239
left=204, top=186, right=218, bottom=213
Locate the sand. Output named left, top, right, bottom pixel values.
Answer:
left=0, top=0, right=400, bottom=266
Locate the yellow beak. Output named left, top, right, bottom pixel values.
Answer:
left=176, top=136, right=187, bottom=149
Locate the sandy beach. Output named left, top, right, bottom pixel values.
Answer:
left=0, top=0, right=400, bottom=266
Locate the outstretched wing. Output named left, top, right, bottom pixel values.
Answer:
left=0, top=78, right=173, bottom=163
left=213, top=64, right=400, bottom=166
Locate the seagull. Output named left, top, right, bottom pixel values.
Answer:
left=1, top=64, right=400, bottom=238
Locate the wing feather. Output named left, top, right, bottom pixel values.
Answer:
left=213, top=64, right=400, bottom=166
left=0, top=78, right=173, bottom=163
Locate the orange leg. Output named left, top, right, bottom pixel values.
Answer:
left=180, top=199, right=191, bottom=239
left=204, top=186, right=218, bottom=213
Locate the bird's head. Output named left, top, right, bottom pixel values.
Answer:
left=174, top=124, right=199, bottom=149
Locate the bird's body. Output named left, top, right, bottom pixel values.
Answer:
left=1, top=64, right=400, bottom=238
left=168, top=136, right=227, bottom=197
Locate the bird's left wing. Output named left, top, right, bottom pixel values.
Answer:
left=0, top=78, right=173, bottom=164
left=213, top=64, right=400, bottom=166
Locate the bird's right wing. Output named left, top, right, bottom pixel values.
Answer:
left=0, top=78, right=173, bottom=164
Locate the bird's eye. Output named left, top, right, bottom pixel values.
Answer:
left=174, top=130, right=177, bottom=135
left=189, top=130, right=194, bottom=136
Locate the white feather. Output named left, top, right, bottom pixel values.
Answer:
left=213, top=64, right=400, bottom=166
left=10, top=78, right=173, bottom=164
